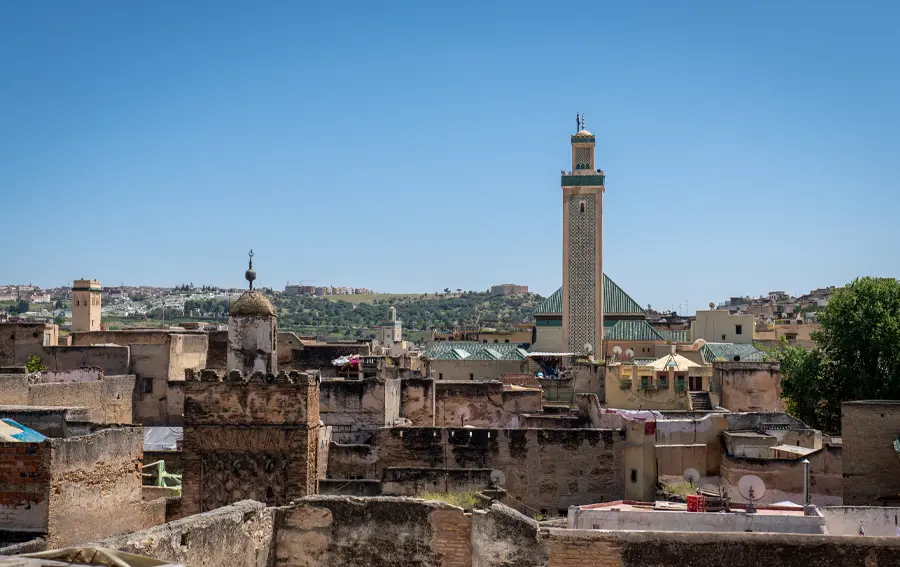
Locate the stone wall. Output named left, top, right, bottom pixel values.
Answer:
left=401, top=378, right=434, bottom=426
left=368, top=427, right=624, bottom=514
left=842, top=400, right=900, bottom=505
left=380, top=468, right=494, bottom=496
left=46, top=427, right=163, bottom=547
left=181, top=370, right=321, bottom=516
left=713, top=361, right=784, bottom=412
left=320, top=378, right=401, bottom=443
left=0, top=323, right=57, bottom=367
left=273, top=496, right=473, bottom=567
left=93, top=499, right=275, bottom=567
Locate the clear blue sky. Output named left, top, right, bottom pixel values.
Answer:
left=2, top=1, right=898, bottom=313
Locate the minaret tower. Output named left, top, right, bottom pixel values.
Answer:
left=561, top=114, right=605, bottom=355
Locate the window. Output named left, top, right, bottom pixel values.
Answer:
left=721, top=334, right=726, bottom=341
left=438, top=373, right=443, bottom=380
left=580, top=201, right=586, bottom=213
left=470, top=373, right=474, bottom=380
left=143, top=377, right=153, bottom=394
left=630, top=469, right=638, bottom=483
left=657, top=376, right=668, bottom=389
left=735, top=324, right=743, bottom=335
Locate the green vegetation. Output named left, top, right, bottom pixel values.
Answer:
left=274, top=291, right=543, bottom=333
left=24, top=354, right=48, bottom=373
left=774, top=277, right=900, bottom=434
left=658, top=480, right=696, bottom=501
left=419, top=491, right=478, bottom=510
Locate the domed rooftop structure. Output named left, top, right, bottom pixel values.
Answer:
left=229, top=249, right=276, bottom=317
left=230, top=291, right=276, bottom=317
left=574, top=129, right=593, bottom=138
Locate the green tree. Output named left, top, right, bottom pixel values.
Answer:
left=24, top=354, right=48, bottom=373
left=12, top=299, right=29, bottom=314
left=778, top=277, right=900, bottom=433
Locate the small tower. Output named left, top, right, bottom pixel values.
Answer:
left=378, top=305, right=404, bottom=356
left=227, top=251, right=278, bottom=375
left=72, top=279, right=101, bottom=332
left=561, top=114, right=605, bottom=355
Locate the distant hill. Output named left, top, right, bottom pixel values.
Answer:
left=273, top=291, right=544, bottom=334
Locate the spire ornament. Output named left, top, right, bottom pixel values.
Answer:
left=245, top=250, right=256, bottom=291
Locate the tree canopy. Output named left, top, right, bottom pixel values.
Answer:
left=778, top=277, right=900, bottom=433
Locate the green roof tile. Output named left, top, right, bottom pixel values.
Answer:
left=700, top=343, right=766, bottom=364
left=422, top=341, right=529, bottom=361
left=534, top=275, right=646, bottom=316
left=604, top=320, right=664, bottom=342
left=658, top=329, right=691, bottom=343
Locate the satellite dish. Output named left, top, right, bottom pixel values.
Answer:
left=683, top=468, right=700, bottom=486
left=612, top=345, right=622, bottom=355
left=708, top=302, right=715, bottom=309
left=625, top=348, right=635, bottom=358
left=584, top=343, right=594, bottom=354
left=373, top=346, right=384, bottom=355
left=400, top=348, right=409, bottom=356
left=489, top=470, right=506, bottom=487
left=738, top=475, right=766, bottom=513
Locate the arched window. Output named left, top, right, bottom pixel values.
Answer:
left=580, top=201, right=586, bottom=213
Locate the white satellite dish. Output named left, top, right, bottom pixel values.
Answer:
left=489, top=470, right=506, bottom=487
left=737, top=475, right=766, bottom=513
left=683, top=468, right=700, bottom=486
left=373, top=345, right=384, bottom=355
left=584, top=343, right=594, bottom=354
left=612, top=345, right=622, bottom=355
left=625, top=348, right=635, bottom=358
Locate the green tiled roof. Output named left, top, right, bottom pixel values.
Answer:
left=422, top=341, right=529, bottom=361
left=604, top=319, right=664, bottom=342
left=534, top=275, right=646, bottom=316
left=658, top=329, right=691, bottom=343
left=700, top=343, right=767, bottom=364
left=630, top=357, right=657, bottom=365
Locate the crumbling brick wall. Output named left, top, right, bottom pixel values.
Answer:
left=320, top=378, right=401, bottom=443
left=181, top=370, right=321, bottom=516
left=0, top=441, right=50, bottom=538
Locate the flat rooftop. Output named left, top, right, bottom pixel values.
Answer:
left=575, top=500, right=808, bottom=517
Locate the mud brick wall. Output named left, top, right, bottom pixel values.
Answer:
left=274, top=496, right=472, bottom=567
left=842, top=400, right=900, bottom=505
left=400, top=379, right=542, bottom=428
left=46, top=427, right=161, bottom=547
left=205, top=331, right=228, bottom=371
left=0, top=442, right=50, bottom=536
left=373, top=428, right=625, bottom=513
left=181, top=371, right=321, bottom=516
left=380, top=468, right=493, bottom=496
left=540, top=528, right=900, bottom=567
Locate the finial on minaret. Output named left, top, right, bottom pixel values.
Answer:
left=245, top=249, right=256, bottom=291
left=576, top=113, right=581, bottom=132
left=582, top=113, right=585, bottom=132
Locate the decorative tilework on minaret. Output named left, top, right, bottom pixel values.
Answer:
left=561, top=115, right=605, bottom=355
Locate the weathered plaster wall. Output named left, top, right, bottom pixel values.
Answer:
left=720, top=444, right=843, bottom=506
left=401, top=378, right=434, bottom=426
left=370, top=427, right=624, bottom=513
left=568, top=507, right=826, bottom=534
left=227, top=315, right=277, bottom=375
left=842, top=400, right=900, bottom=506
left=0, top=323, right=57, bottom=367
left=274, top=496, right=473, bottom=567
left=41, top=346, right=130, bottom=375
left=47, top=427, right=162, bottom=547
left=206, top=330, right=228, bottom=370
left=822, top=506, right=900, bottom=536
left=0, top=373, right=134, bottom=425
left=320, top=378, right=401, bottom=443
left=428, top=360, right=527, bottom=381
left=471, top=503, right=547, bottom=567
left=167, top=333, right=207, bottom=380
left=401, top=379, right=541, bottom=428
left=380, top=468, right=493, bottom=496
left=0, top=406, right=89, bottom=438
left=655, top=413, right=729, bottom=476
left=714, top=361, right=784, bottom=412
left=93, top=499, right=276, bottom=567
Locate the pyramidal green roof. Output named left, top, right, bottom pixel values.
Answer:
left=534, top=275, right=646, bottom=316
left=700, top=343, right=766, bottom=364
left=604, top=320, right=664, bottom=342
